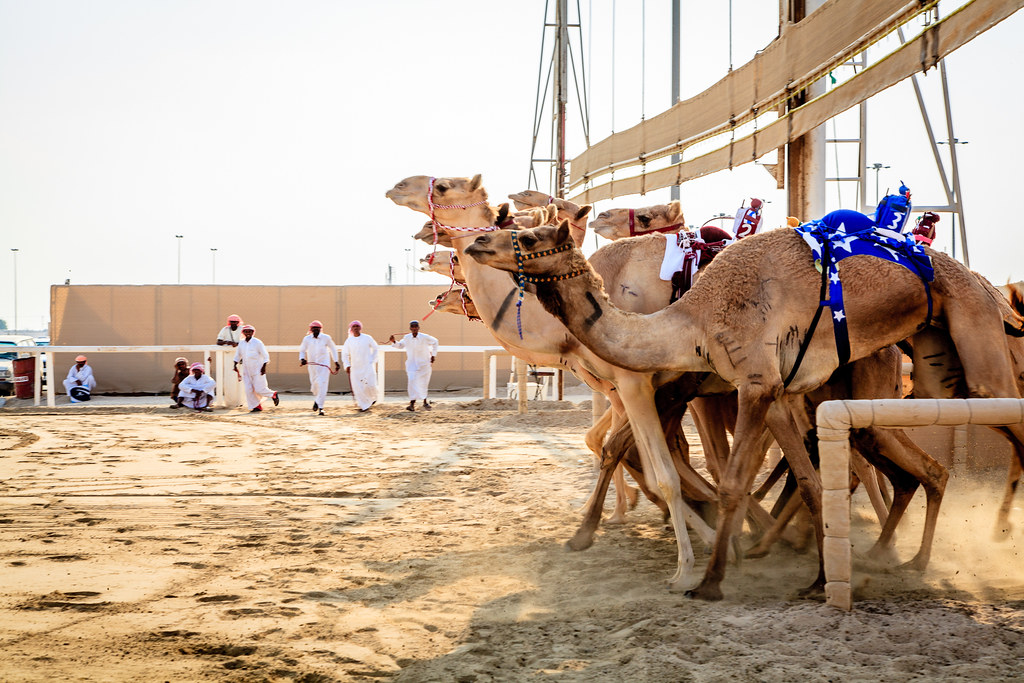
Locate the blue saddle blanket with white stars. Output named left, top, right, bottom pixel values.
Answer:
left=793, top=209, right=934, bottom=364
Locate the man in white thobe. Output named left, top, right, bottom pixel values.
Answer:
left=216, top=314, right=244, bottom=407
left=176, top=363, right=216, bottom=411
left=299, top=319, right=340, bottom=415
left=216, top=315, right=244, bottom=347
left=232, top=324, right=279, bottom=413
left=388, top=320, right=438, bottom=411
left=63, top=355, right=97, bottom=402
left=341, top=320, right=379, bottom=412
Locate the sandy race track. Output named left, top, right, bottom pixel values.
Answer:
left=1, top=398, right=1023, bottom=682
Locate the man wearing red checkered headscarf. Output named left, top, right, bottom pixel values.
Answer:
left=299, top=320, right=339, bottom=415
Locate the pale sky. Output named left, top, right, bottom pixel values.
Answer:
left=1, top=1, right=1021, bottom=330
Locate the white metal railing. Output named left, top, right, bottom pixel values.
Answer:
left=12, top=345, right=510, bottom=408
left=817, top=397, right=1024, bottom=611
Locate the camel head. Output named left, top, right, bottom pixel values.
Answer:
left=412, top=220, right=454, bottom=248
left=386, top=174, right=488, bottom=216
left=508, top=189, right=555, bottom=211
left=513, top=204, right=558, bottom=228
left=465, top=221, right=585, bottom=279
left=590, top=200, right=685, bottom=240
left=419, top=249, right=465, bottom=283
left=429, top=288, right=479, bottom=320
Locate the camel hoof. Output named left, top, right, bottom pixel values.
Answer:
left=796, top=579, right=825, bottom=597
left=684, top=582, right=723, bottom=601
left=603, top=514, right=627, bottom=526
left=565, top=531, right=595, bottom=552
left=865, top=541, right=899, bottom=564
left=745, top=543, right=770, bottom=560
left=899, top=555, right=929, bottom=572
left=625, top=485, right=640, bottom=509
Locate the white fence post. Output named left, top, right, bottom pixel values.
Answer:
left=817, top=397, right=1024, bottom=611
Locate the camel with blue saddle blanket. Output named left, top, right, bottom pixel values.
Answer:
left=464, top=208, right=1024, bottom=601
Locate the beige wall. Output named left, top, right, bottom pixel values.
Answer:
left=50, top=284, right=515, bottom=394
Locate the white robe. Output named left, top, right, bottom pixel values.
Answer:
left=178, top=373, right=216, bottom=409
left=341, top=334, right=379, bottom=410
left=233, top=337, right=275, bottom=409
left=217, top=326, right=243, bottom=345
left=392, top=332, right=438, bottom=400
left=63, top=364, right=97, bottom=396
left=299, top=333, right=339, bottom=408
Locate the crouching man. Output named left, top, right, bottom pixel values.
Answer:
left=176, top=363, right=216, bottom=412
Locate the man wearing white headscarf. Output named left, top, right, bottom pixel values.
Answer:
left=341, top=320, right=379, bottom=412
left=232, top=324, right=279, bottom=413
left=299, top=320, right=340, bottom=415
left=63, top=355, right=97, bottom=403
left=388, top=320, right=438, bottom=411
left=176, top=363, right=217, bottom=411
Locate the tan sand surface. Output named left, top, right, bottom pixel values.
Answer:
left=1, top=399, right=1023, bottom=682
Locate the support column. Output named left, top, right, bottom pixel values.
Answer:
left=784, top=0, right=827, bottom=223
left=516, top=358, right=528, bottom=414
left=376, top=351, right=386, bottom=404
left=46, top=352, right=56, bottom=407
left=818, top=424, right=852, bottom=611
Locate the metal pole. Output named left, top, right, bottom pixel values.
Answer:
left=175, top=235, right=183, bottom=284
left=210, top=248, right=217, bottom=284
left=554, top=0, right=568, bottom=198
left=10, top=249, right=18, bottom=333
left=670, top=0, right=681, bottom=201
left=939, top=60, right=969, bottom=268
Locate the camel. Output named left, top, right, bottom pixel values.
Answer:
left=387, top=175, right=725, bottom=573
left=589, top=201, right=688, bottom=240
left=508, top=190, right=592, bottom=247
left=419, top=250, right=466, bottom=284
left=464, top=220, right=1024, bottom=599
left=389, top=174, right=921, bottom=588
left=428, top=288, right=479, bottom=321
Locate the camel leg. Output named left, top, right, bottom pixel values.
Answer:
left=578, top=406, right=615, bottom=514
left=746, top=491, right=805, bottom=558
left=617, top=377, right=715, bottom=591
left=854, top=428, right=948, bottom=569
left=752, top=456, right=789, bottom=501
left=759, top=394, right=827, bottom=596
left=687, top=383, right=778, bottom=601
left=992, top=427, right=1023, bottom=540
left=851, top=449, right=889, bottom=528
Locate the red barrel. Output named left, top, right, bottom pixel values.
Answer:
left=12, top=356, right=35, bottom=399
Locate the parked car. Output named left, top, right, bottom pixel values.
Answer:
left=0, top=335, right=38, bottom=396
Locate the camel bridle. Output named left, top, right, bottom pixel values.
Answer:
left=511, top=230, right=586, bottom=339
left=628, top=208, right=686, bottom=237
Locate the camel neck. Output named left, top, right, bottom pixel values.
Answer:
left=534, top=266, right=712, bottom=374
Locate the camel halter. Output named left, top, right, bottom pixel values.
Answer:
left=511, top=230, right=586, bottom=339
left=423, top=177, right=499, bottom=319
left=628, top=209, right=686, bottom=237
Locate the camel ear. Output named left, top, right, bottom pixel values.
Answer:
left=667, top=200, right=682, bottom=221
left=546, top=204, right=558, bottom=223
left=496, top=202, right=510, bottom=224
left=468, top=174, right=483, bottom=191
left=576, top=205, right=592, bottom=220
left=556, top=220, right=571, bottom=245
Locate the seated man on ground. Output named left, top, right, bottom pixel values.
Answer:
left=169, top=356, right=189, bottom=408
left=63, top=355, right=97, bottom=403
left=175, top=363, right=216, bottom=412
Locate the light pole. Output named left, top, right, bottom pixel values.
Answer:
left=175, top=235, right=184, bottom=284
left=210, top=248, right=218, bottom=284
left=868, top=163, right=890, bottom=204
left=404, top=248, right=412, bottom=285
left=10, top=249, right=18, bottom=333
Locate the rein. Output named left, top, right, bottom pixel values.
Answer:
left=628, top=208, right=686, bottom=237
left=511, top=230, right=586, bottom=339
left=307, top=361, right=339, bottom=375
left=424, top=177, right=499, bottom=318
